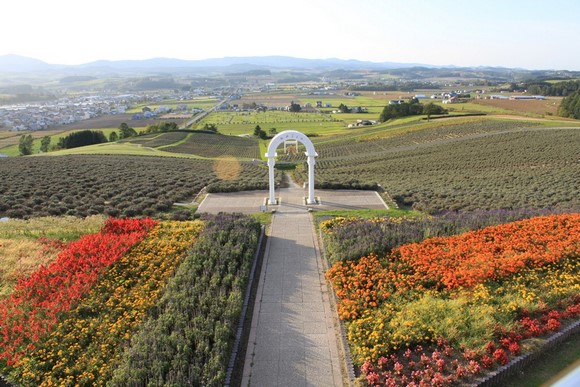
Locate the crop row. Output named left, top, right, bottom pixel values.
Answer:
left=163, top=132, right=261, bottom=159
left=324, top=213, right=580, bottom=385
left=0, top=155, right=275, bottom=219
left=296, top=128, right=580, bottom=213
left=110, top=214, right=261, bottom=386
left=281, top=118, right=539, bottom=162
left=122, top=131, right=189, bottom=147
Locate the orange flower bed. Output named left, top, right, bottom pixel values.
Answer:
left=395, top=213, right=580, bottom=290
left=326, top=213, right=580, bottom=386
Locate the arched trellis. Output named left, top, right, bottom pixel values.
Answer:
left=265, top=130, right=318, bottom=204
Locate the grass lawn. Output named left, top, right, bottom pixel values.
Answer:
left=502, top=333, right=580, bottom=387
left=1, top=128, right=123, bottom=156
left=312, top=207, right=422, bottom=222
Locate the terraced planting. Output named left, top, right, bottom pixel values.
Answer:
left=280, top=118, right=543, bottom=162
left=0, top=154, right=275, bottom=219
left=120, top=131, right=189, bottom=147
left=294, top=126, right=580, bottom=213
left=322, top=212, right=580, bottom=386
left=162, top=131, right=261, bottom=159
left=0, top=214, right=261, bottom=386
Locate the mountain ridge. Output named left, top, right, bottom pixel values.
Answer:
left=0, top=54, right=439, bottom=73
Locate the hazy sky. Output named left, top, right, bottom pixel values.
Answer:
left=2, top=0, right=579, bottom=70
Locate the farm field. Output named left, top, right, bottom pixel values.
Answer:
left=0, top=113, right=186, bottom=156
left=126, top=97, right=219, bottom=113
left=322, top=212, right=580, bottom=386
left=162, top=131, right=262, bottom=159
left=0, top=214, right=261, bottom=386
left=292, top=124, right=580, bottom=213
left=472, top=97, right=562, bottom=117
left=196, top=110, right=349, bottom=136
left=0, top=128, right=122, bottom=157
left=0, top=216, right=106, bottom=298
left=0, top=155, right=276, bottom=219
left=0, top=88, right=579, bottom=387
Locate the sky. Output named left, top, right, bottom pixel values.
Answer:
left=2, top=0, right=579, bottom=70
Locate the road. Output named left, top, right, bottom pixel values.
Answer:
left=180, top=98, right=227, bottom=129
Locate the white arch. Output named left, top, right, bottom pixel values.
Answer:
left=265, top=130, right=318, bottom=205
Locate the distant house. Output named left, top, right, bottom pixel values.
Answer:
left=155, top=105, right=172, bottom=114
left=510, top=95, right=546, bottom=100
left=348, top=119, right=378, bottom=128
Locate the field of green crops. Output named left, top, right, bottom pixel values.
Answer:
left=293, top=125, right=580, bottom=213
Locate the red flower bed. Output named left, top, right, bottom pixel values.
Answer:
left=0, top=218, right=156, bottom=366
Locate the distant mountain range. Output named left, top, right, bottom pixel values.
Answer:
left=0, top=54, right=438, bottom=74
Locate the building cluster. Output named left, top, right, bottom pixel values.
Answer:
left=0, top=94, right=144, bottom=131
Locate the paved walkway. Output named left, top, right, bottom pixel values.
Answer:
left=241, top=185, right=345, bottom=386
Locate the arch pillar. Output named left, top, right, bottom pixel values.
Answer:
left=265, top=130, right=318, bottom=205
left=306, top=154, right=316, bottom=204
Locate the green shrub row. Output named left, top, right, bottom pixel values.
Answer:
left=110, top=214, right=261, bottom=387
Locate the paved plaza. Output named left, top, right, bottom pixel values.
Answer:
left=197, top=188, right=388, bottom=214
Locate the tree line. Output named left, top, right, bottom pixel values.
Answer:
left=558, top=91, right=580, bottom=119
left=17, top=121, right=194, bottom=156
left=524, top=80, right=580, bottom=96
left=379, top=99, right=447, bottom=122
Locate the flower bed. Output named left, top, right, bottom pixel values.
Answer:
left=11, top=220, right=203, bottom=386
left=1, top=215, right=262, bottom=386
left=0, top=218, right=156, bottom=368
left=110, top=214, right=261, bottom=386
left=325, top=213, right=580, bottom=386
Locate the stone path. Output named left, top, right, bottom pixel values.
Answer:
left=241, top=185, right=345, bottom=386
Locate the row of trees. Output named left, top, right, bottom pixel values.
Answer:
left=379, top=99, right=447, bottom=122
left=58, top=130, right=108, bottom=149
left=558, top=90, right=580, bottom=119
left=524, top=80, right=580, bottom=96
left=17, top=122, right=169, bottom=156
left=19, top=135, right=53, bottom=155
left=253, top=125, right=277, bottom=139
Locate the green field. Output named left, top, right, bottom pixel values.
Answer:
left=4, top=93, right=580, bottom=216
left=126, top=98, right=219, bottom=114
left=296, top=125, right=580, bottom=213
left=195, top=110, right=352, bottom=136
left=0, top=128, right=122, bottom=156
